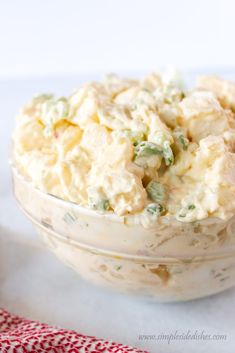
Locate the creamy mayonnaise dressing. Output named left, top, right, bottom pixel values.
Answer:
left=13, top=73, right=235, bottom=222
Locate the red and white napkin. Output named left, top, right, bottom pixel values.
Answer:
left=0, top=309, right=148, bottom=353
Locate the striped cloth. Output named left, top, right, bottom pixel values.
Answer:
left=0, top=309, right=148, bottom=353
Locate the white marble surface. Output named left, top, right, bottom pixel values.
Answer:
left=1, top=75, right=235, bottom=353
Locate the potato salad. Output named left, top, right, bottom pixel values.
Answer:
left=13, top=73, right=235, bottom=223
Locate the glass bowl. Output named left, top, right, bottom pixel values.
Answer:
left=11, top=164, right=235, bottom=302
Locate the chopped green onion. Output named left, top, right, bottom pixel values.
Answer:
left=56, top=97, right=70, bottom=118
left=145, top=203, right=165, bottom=216
left=134, top=140, right=174, bottom=167
left=178, top=204, right=196, bottom=218
left=146, top=181, right=167, bottom=204
left=89, top=198, right=110, bottom=212
left=40, top=96, right=70, bottom=136
left=178, top=135, right=189, bottom=150
left=116, top=265, right=122, bottom=271
left=174, top=129, right=189, bottom=151
left=142, top=88, right=151, bottom=93
left=163, top=141, right=174, bottom=166
left=134, top=141, right=163, bottom=159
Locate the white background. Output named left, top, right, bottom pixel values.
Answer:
left=1, top=0, right=235, bottom=78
